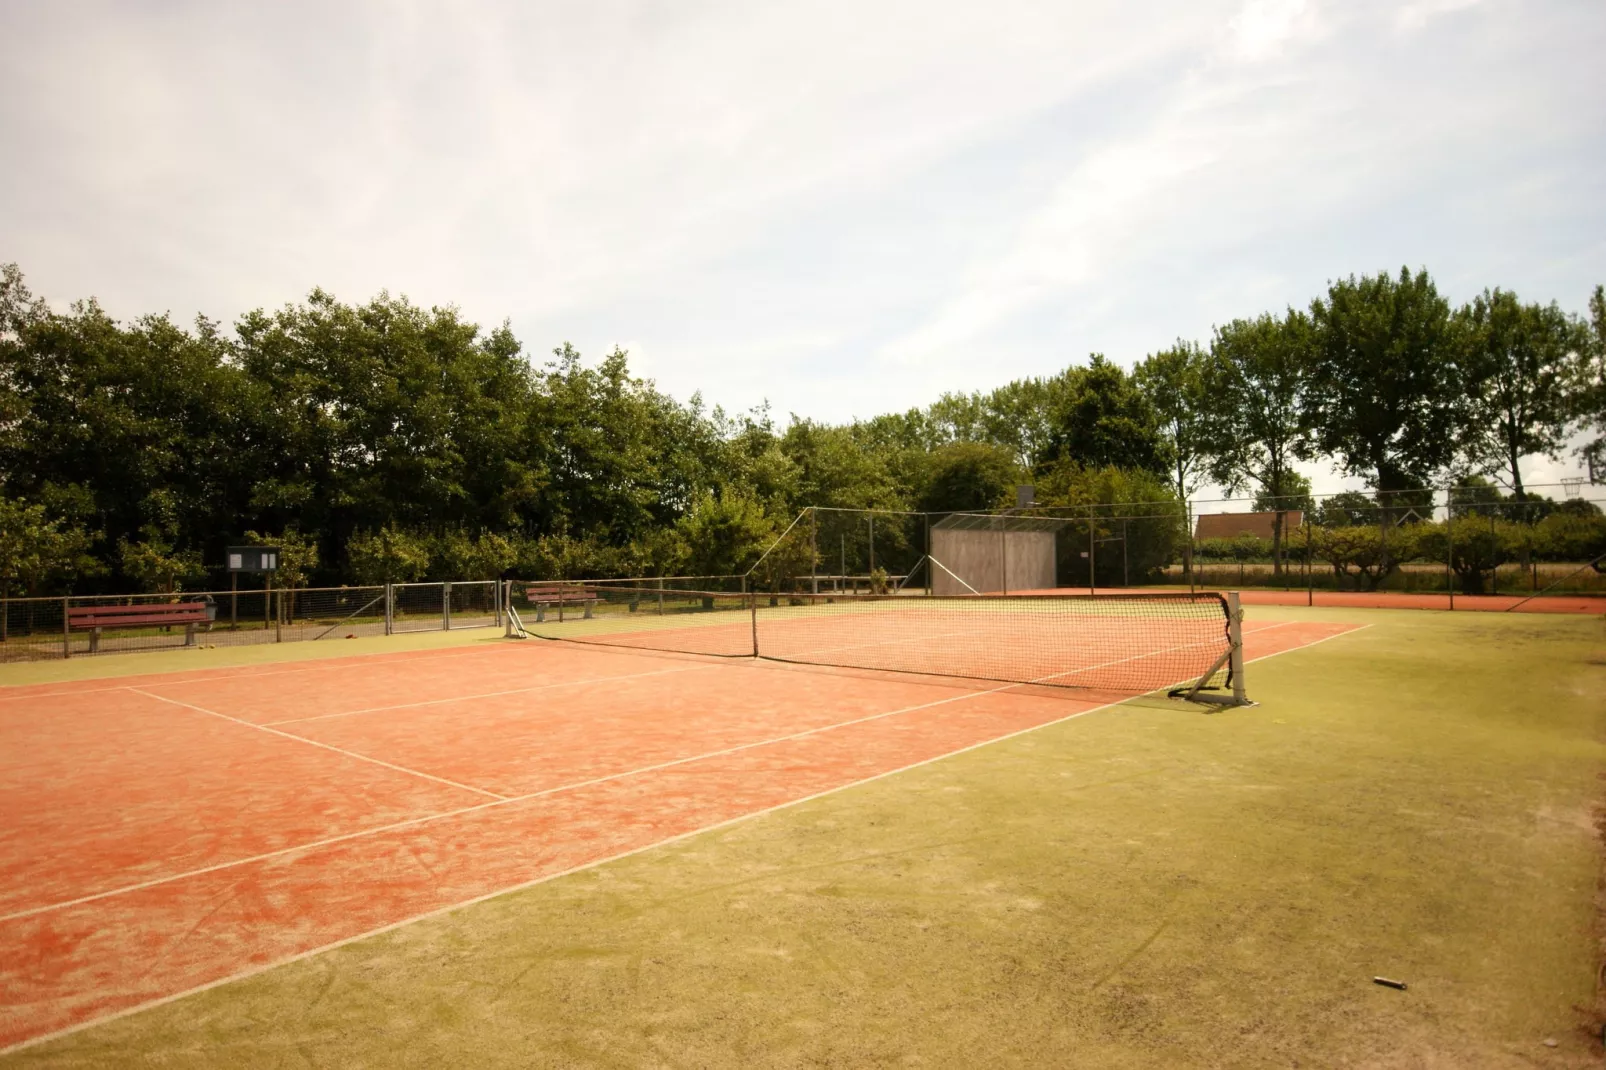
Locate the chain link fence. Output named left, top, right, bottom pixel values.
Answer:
left=0, top=581, right=505, bottom=663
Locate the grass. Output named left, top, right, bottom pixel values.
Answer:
left=5, top=606, right=1604, bottom=1067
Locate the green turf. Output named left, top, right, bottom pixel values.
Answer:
left=7, top=607, right=1604, bottom=1067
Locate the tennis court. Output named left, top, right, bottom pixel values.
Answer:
left=0, top=602, right=1354, bottom=1053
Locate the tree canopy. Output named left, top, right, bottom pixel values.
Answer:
left=0, top=261, right=1599, bottom=594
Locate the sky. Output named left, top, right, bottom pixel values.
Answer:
left=2, top=0, right=1603, bottom=499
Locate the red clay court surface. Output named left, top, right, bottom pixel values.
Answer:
left=0, top=617, right=1357, bottom=1053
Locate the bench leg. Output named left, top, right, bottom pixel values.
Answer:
left=535, top=603, right=545, bottom=623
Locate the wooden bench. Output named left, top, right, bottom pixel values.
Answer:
left=67, top=602, right=211, bottom=653
left=524, top=585, right=598, bottom=621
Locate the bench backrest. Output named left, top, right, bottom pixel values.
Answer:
left=67, top=603, right=210, bottom=627
left=525, top=585, right=594, bottom=599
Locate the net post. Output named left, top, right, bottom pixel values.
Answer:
left=1227, top=591, right=1246, bottom=705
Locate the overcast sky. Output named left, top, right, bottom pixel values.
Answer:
left=2, top=0, right=1602, bottom=496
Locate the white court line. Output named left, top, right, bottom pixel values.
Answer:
left=0, top=620, right=1372, bottom=1057
left=261, top=664, right=711, bottom=727
left=125, top=688, right=507, bottom=802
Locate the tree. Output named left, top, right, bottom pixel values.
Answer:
left=118, top=527, right=204, bottom=593
left=346, top=527, right=431, bottom=585
left=0, top=494, right=99, bottom=598
left=1316, top=491, right=1380, bottom=528
left=1134, top=341, right=1216, bottom=502
left=1578, top=284, right=1606, bottom=478
left=1307, top=268, right=1462, bottom=500
left=1039, top=355, right=1167, bottom=474
left=915, top=441, right=1020, bottom=513
left=1307, top=268, right=1462, bottom=580
left=1207, top=311, right=1313, bottom=574
left=674, top=487, right=776, bottom=578
left=1036, top=462, right=1184, bottom=585
left=1456, top=289, right=1580, bottom=505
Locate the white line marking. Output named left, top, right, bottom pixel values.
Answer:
left=0, top=620, right=1372, bottom=1056
left=261, top=664, right=711, bottom=726
left=125, top=688, right=507, bottom=802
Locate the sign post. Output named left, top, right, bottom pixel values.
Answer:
left=227, top=546, right=281, bottom=639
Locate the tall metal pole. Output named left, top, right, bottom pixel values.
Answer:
left=924, top=513, right=932, bottom=596
left=1122, top=518, right=1129, bottom=588
left=810, top=508, right=819, bottom=595
left=868, top=516, right=875, bottom=576
left=1306, top=518, right=1314, bottom=607
left=1088, top=505, right=1097, bottom=597
left=1000, top=518, right=1008, bottom=596
left=1186, top=499, right=1195, bottom=595
left=1446, top=507, right=1455, bottom=611
left=1488, top=513, right=1497, bottom=596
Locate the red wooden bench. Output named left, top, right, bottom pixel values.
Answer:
left=67, top=602, right=211, bottom=653
left=524, top=585, right=598, bottom=621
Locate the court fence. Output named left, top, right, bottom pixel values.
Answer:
left=0, top=581, right=504, bottom=663
left=737, top=489, right=1606, bottom=607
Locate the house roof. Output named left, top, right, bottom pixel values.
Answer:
left=1194, top=511, right=1304, bottom=540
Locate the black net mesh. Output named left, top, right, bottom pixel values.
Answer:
left=519, top=584, right=1232, bottom=695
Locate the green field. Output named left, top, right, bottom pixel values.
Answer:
left=6, top=606, right=1604, bottom=1068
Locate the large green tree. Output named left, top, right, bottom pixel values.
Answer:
left=1579, top=284, right=1606, bottom=479
left=1306, top=268, right=1463, bottom=502
left=1206, top=310, right=1314, bottom=573
left=1134, top=340, right=1216, bottom=502
left=914, top=441, right=1020, bottom=513
left=1455, top=288, right=1580, bottom=504
left=1038, top=355, right=1167, bottom=475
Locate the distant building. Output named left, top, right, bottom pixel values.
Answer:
left=1194, top=511, right=1304, bottom=541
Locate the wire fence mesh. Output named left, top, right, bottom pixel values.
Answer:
left=0, top=582, right=503, bottom=663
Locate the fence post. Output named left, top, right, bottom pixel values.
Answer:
left=1306, top=521, right=1313, bottom=607
left=274, top=583, right=282, bottom=642
left=384, top=584, right=394, bottom=636
left=1088, top=506, right=1097, bottom=597
left=1447, top=510, right=1455, bottom=611
left=443, top=582, right=452, bottom=631
left=1186, top=500, right=1195, bottom=595
left=1488, top=513, right=1497, bottom=596
left=1000, top=517, right=1008, bottom=596
left=62, top=596, right=70, bottom=659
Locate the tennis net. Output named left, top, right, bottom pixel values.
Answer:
left=511, top=585, right=1240, bottom=698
